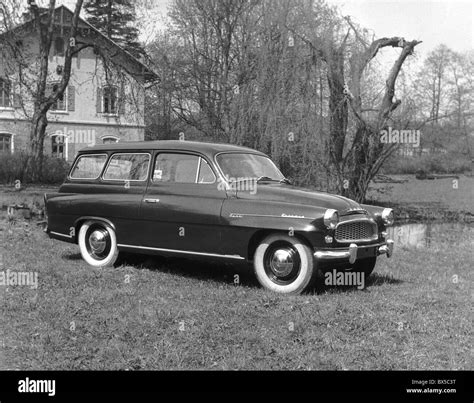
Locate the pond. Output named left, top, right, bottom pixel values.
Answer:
left=387, top=223, right=474, bottom=249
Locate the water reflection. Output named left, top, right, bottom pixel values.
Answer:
left=387, top=223, right=474, bottom=249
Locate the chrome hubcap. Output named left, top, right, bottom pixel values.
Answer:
left=270, top=248, right=295, bottom=277
left=263, top=241, right=301, bottom=286
left=89, top=230, right=107, bottom=255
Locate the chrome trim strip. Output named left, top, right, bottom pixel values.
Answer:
left=117, top=244, right=245, bottom=260
left=378, top=240, right=394, bottom=257
left=195, top=157, right=202, bottom=184
left=314, top=240, right=394, bottom=262
left=337, top=217, right=377, bottom=224
left=314, top=243, right=357, bottom=263
left=50, top=231, right=73, bottom=239
left=320, top=242, right=385, bottom=251
left=229, top=213, right=313, bottom=220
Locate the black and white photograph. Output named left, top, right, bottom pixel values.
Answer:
left=0, top=0, right=472, bottom=399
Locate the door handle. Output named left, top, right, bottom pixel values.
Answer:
left=144, top=198, right=160, bottom=204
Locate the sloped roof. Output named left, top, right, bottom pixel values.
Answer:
left=1, top=5, right=158, bottom=83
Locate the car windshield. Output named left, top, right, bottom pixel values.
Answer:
left=216, top=153, right=285, bottom=183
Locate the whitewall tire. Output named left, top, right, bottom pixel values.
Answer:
left=253, top=234, right=315, bottom=294
left=78, top=220, right=119, bottom=268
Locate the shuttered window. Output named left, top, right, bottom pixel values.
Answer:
left=48, top=83, right=75, bottom=112
left=0, top=78, right=11, bottom=107
left=49, top=83, right=66, bottom=111
left=103, top=86, right=118, bottom=114
left=51, top=135, right=65, bottom=159
left=0, top=133, right=12, bottom=153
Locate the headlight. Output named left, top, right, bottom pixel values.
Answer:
left=324, top=209, right=339, bottom=229
left=382, top=208, right=394, bottom=226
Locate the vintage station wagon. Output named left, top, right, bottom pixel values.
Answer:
left=45, top=140, right=394, bottom=294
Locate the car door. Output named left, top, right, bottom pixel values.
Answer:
left=97, top=151, right=151, bottom=245
left=63, top=151, right=151, bottom=246
left=139, top=151, right=227, bottom=255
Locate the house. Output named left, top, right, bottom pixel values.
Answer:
left=0, top=6, right=157, bottom=162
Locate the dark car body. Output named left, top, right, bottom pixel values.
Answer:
left=45, top=140, right=394, bottom=294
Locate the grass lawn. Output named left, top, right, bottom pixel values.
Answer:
left=0, top=216, right=471, bottom=370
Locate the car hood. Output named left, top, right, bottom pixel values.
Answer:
left=236, top=183, right=362, bottom=212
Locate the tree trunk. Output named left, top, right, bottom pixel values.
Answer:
left=26, top=113, right=48, bottom=182
left=326, top=49, right=348, bottom=194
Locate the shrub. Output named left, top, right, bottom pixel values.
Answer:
left=40, top=156, right=70, bottom=184
left=0, top=152, right=70, bottom=185
left=0, top=151, right=29, bottom=184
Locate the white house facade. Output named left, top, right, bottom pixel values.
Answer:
left=0, top=6, right=156, bottom=162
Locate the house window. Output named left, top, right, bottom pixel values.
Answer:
left=102, top=137, right=119, bottom=144
left=0, top=78, right=11, bottom=107
left=50, top=83, right=66, bottom=111
left=0, top=133, right=12, bottom=153
left=54, top=37, right=65, bottom=56
left=103, top=86, right=118, bottom=114
left=51, top=135, right=66, bottom=159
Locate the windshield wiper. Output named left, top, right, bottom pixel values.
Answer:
left=257, top=176, right=292, bottom=184
left=256, top=176, right=278, bottom=183
left=230, top=176, right=286, bottom=185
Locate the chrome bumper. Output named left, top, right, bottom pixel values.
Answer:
left=314, top=240, right=394, bottom=264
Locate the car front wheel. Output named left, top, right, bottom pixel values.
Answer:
left=78, top=220, right=119, bottom=268
left=253, top=234, right=315, bottom=294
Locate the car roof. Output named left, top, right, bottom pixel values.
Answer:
left=79, top=140, right=267, bottom=158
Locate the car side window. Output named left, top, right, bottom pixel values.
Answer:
left=154, top=153, right=215, bottom=184
left=153, top=153, right=199, bottom=183
left=103, top=153, right=150, bottom=181
left=70, top=154, right=107, bottom=179
left=198, top=159, right=216, bottom=184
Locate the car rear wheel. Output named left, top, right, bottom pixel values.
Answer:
left=78, top=220, right=119, bottom=268
left=253, top=234, right=315, bottom=294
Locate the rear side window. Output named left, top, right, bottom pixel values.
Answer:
left=70, top=154, right=107, bottom=179
left=103, top=153, right=150, bottom=181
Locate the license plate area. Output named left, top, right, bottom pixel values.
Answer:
left=356, top=245, right=377, bottom=259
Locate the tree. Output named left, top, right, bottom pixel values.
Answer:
left=0, top=0, right=85, bottom=181
left=287, top=3, right=421, bottom=201
left=146, top=0, right=424, bottom=201
left=410, top=47, right=474, bottom=157
left=84, top=0, right=145, bottom=58
left=1, top=0, right=148, bottom=181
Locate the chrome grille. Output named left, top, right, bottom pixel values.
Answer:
left=335, top=220, right=377, bottom=242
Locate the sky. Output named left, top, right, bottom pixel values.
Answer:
left=326, top=0, right=473, bottom=55
left=56, top=0, right=473, bottom=54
